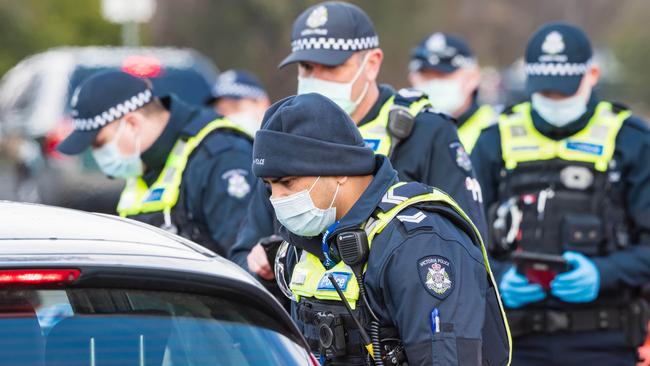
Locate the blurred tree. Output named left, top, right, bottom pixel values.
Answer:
left=0, top=0, right=648, bottom=115
left=0, top=0, right=120, bottom=75
left=147, top=0, right=650, bottom=115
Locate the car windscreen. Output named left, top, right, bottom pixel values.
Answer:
left=0, top=288, right=311, bottom=366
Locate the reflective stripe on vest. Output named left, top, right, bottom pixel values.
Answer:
left=117, top=118, right=251, bottom=217
left=288, top=183, right=513, bottom=365
left=459, top=104, right=496, bottom=153
left=358, top=96, right=430, bottom=156
left=499, top=102, right=629, bottom=172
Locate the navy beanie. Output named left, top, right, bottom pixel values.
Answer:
left=252, top=93, right=375, bottom=178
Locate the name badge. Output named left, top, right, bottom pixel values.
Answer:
left=317, top=272, right=351, bottom=291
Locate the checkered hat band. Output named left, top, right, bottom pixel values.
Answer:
left=525, top=61, right=591, bottom=77
left=215, top=83, right=267, bottom=99
left=291, top=35, right=379, bottom=52
left=73, top=89, right=153, bottom=131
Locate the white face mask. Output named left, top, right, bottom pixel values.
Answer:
left=227, top=111, right=262, bottom=136
left=270, top=177, right=339, bottom=237
left=531, top=89, right=591, bottom=127
left=92, top=120, right=143, bottom=179
left=297, top=53, right=371, bottom=115
left=414, top=77, right=466, bottom=115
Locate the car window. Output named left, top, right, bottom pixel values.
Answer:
left=0, top=288, right=311, bottom=366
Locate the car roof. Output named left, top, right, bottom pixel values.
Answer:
left=0, top=201, right=258, bottom=287
left=26, top=46, right=217, bottom=74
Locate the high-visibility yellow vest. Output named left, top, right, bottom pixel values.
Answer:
left=459, top=104, right=496, bottom=153
left=289, top=182, right=512, bottom=364
left=117, top=118, right=251, bottom=218
left=498, top=101, right=629, bottom=172
left=358, top=96, right=430, bottom=156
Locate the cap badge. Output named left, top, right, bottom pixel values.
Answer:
left=306, top=5, right=328, bottom=29
left=542, top=31, right=565, bottom=55
left=219, top=70, right=237, bottom=84
left=426, top=32, right=447, bottom=53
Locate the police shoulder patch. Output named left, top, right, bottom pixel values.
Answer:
left=222, top=169, right=251, bottom=199
left=448, top=141, right=473, bottom=173
left=417, top=255, right=454, bottom=299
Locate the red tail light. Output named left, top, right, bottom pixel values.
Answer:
left=46, top=117, right=73, bottom=160
left=122, top=55, right=162, bottom=78
left=0, top=269, right=80, bottom=286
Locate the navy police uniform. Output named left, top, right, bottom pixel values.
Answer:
left=471, top=23, right=650, bottom=365
left=134, top=96, right=256, bottom=255
left=230, top=86, right=487, bottom=269
left=57, top=71, right=255, bottom=256
left=252, top=93, right=510, bottom=365
left=409, top=32, right=497, bottom=153
left=230, top=1, right=486, bottom=270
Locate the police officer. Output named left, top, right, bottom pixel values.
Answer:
left=231, top=1, right=487, bottom=282
left=206, top=69, right=271, bottom=136
left=253, top=92, right=510, bottom=365
left=408, top=32, right=496, bottom=152
left=57, top=70, right=255, bottom=256
left=471, top=22, right=650, bottom=365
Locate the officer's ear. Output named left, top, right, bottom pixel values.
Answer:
left=335, top=176, right=349, bottom=186
left=584, top=64, right=601, bottom=89
left=122, top=111, right=144, bottom=136
left=363, top=49, right=383, bottom=82
left=462, top=66, right=482, bottom=95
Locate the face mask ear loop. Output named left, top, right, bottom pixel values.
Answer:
left=328, top=183, right=340, bottom=209
left=308, top=176, right=321, bottom=193
left=351, top=52, right=371, bottom=84
left=348, top=53, right=372, bottom=110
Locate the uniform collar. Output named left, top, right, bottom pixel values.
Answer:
left=358, top=84, right=395, bottom=128
left=335, top=155, right=399, bottom=233
left=456, top=99, right=479, bottom=128
left=140, top=95, right=193, bottom=185
left=531, top=93, right=599, bottom=141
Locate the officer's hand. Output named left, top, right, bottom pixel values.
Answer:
left=247, top=243, right=274, bottom=281
left=550, top=251, right=600, bottom=303
left=499, top=266, right=546, bottom=308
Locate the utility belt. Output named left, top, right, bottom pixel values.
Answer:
left=508, top=299, right=649, bottom=347
left=296, top=299, right=407, bottom=366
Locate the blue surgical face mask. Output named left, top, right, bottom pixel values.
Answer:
left=270, top=177, right=340, bottom=237
left=297, top=53, right=370, bottom=115
left=531, top=89, right=591, bottom=127
left=92, top=120, right=143, bottom=179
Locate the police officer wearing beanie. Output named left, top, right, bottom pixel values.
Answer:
left=409, top=32, right=496, bottom=153
left=253, top=92, right=511, bottom=365
left=58, top=70, right=255, bottom=256
left=471, top=22, right=650, bottom=365
left=231, top=1, right=488, bottom=287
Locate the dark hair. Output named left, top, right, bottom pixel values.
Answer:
left=138, top=97, right=166, bottom=116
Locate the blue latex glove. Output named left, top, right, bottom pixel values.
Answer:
left=551, top=251, right=600, bottom=303
left=499, top=266, right=546, bottom=308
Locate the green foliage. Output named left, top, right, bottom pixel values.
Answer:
left=0, top=0, right=120, bottom=75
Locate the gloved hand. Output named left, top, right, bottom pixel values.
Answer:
left=551, top=251, right=600, bottom=303
left=499, top=266, right=546, bottom=308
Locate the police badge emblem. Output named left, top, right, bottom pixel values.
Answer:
left=306, top=5, right=328, bottom=29
left=449, top=141, right=472, bottom=173
left=542, top=31, right=565, bottom=55
left=418, top=256, right=454, bottom=299
left=222, top=169, right=251, bottom=199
